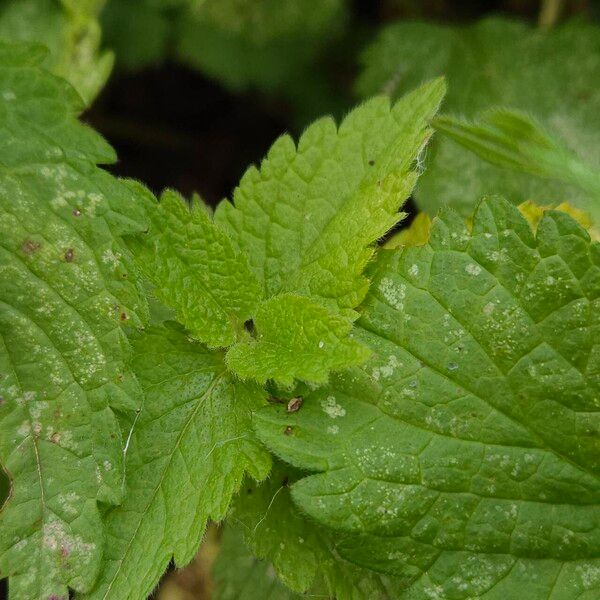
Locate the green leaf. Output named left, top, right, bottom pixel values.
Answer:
left=254, top=197, right=600, bottom=598
left=215, top=78, right=445, bottom=315
left=229, top=460, right=399, bottom=599
left=357, top=17, right=600, bottom=218
left=175, top=0, right=345, bottom=92
left=128, top=190, right=262, bottom=348
left=86, top=323, right=271, bottom=600
left=226, top=294, right=370, bottom=385
left=0, top=0, right=113, bottom=104
left=0, top=43, right=152, bottom=598
left=213, top=525, right=302, bottom=600
left=101, top=0, right=172, bottom=71
left=217, top=78, right=445, bottom=384
left=434, top=109, right=600, bottom=224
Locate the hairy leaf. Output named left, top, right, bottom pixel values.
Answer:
left=215, top=78, right=445, bottom=315
left=255, top=197, right=600, bottom=598
left=226, top=294, right=370, bottom=385
left=129, top=190, right=262, bottom=348
left=213, top=525, right=302, bottom=600
left=357, top=17, right=600, bottom=217
left=0, top=43, right=151, bottom=598
left=0, top=0, right=113, bottom=104
left=86, top=323, right=271, bottom=600
left=229, top=461, right=399, bottom=599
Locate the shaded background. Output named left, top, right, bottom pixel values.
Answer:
left=86, top=0, right=594, bottom=209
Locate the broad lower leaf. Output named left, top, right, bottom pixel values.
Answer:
left=215, top=78, right=445, bottom=315
left=226, top=294, right=370, bottom=385
left=229, top=461, right=399, bottom=600
left=86, top=323, right=271, bottom=600
left=213, top=525, right=302, bottom=600
left=129, top=190, right=262, bottom=348
left=434, top=109, right=600, bottom=224
left=357, top=17, right=600, bottom=218
left=0, top=0, right=113, bottom=104
left=0, top=44, right=151, bottom=598
left=255, top=197, right=600, bottom=598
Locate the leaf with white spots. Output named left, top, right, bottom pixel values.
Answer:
left=0, top=44, right=152, bottom=598
left=254, top=197, right=600, bottom=599
left=86, top=323, right=271, bottom=600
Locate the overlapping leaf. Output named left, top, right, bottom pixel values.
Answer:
left=226, top=294, right=370, bottom=385
left=217, top=79, right=445, bottom=382
left=86, top=323, right=271, bottom=600
left=357, top=17, right=600, bottom=217
left=213, top=525, right=302, bottom=600
left=216, top=78, right=444, bottom=311
left=434, top=109, right=600, bottom=225
left=229, top=461, right=399, bottom=599
left=0, top=44, right=151, bottom=598
left=129, top=190, right=262, bottom=348
left=255, top=198, right=600, bottom=598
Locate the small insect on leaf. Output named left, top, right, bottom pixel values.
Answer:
left=286, top=397, right=303, bottom=413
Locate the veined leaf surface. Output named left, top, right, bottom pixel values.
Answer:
left=255, top=197, right=600, bottom=599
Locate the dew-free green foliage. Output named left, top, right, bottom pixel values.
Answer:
left=229, top=461, right=398, bottom=599
left=226, top=294, right=370, bottom=385
left=213, top=525, right=302, bottom=600
left=216, top=78, right=444, bottom=314
left=0, top=43, right=151, bottom=598
left=255, top=197, right=600, bottom=598
left=1, top=10, right=599, bottom=599
left=175, top=0, right=345, bottom=98
left=0, top=0, right=112, bottom=104
left=215, top=78, right=445, bottom=382
left=100, top=0, right=347, bottom=120
left=129, top=190, right=262, bottom=348
left=87, top=323, right=271, bottom=600
left=357, top=17, right=600, bottom=217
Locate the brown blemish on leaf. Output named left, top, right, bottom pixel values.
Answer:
left=268, top=396, right=285, bottom=405
left=120, top=312, right=128, bottom=321
left=72, top=208, right=82, bottom=217
left=64, top=248, right=74, bottom=262
left=284, top=425, right=294, bottom=436
left=286, top=397, right=303, bottom=413
left=21, top=239, right=40, bottom=255
left=50, top=432, right=61, bottom=444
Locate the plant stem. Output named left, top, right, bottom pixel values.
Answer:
left=538, top=0, right=565, bottom=29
